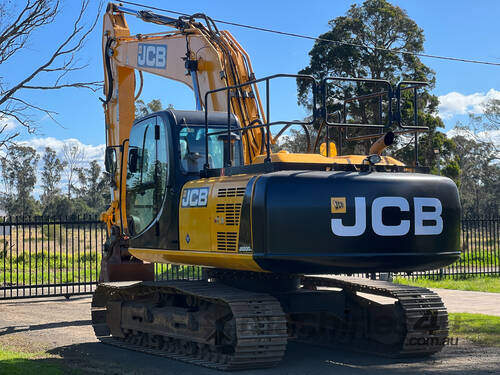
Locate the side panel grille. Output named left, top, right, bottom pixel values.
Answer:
left=217, top=187, right=245, bottom=198
left=216, top=232, right=238, bottom=251
left=215, top=203, right=242, bottom=226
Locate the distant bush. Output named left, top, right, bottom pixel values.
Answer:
left=41, top=224, right=66, bottom=242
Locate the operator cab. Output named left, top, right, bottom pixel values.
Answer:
left=123, top=109, right=242, bottom=240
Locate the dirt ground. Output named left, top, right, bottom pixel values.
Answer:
left=0, top=292, right=499, bottom=375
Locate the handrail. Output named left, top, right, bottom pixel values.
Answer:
left=203, top=74, right=317, bottom=168
left=202, top=73, right=430, bottom=169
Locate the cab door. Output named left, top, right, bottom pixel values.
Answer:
left=126, top=116, right=169, bottom=237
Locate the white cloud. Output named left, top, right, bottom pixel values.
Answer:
left=438, top=89, right=500, bottom=120
left=1, top=116, right=20, bottom=131
left=20, top=137, right=105, bottom=166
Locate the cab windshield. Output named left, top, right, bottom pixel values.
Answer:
left=179, top=126, right=242, bottom=172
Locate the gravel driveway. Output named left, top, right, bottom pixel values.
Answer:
left=0, top=292, right=498, bottom=375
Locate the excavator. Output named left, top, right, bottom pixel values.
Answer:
left=92, top=3, right=461, bottom=370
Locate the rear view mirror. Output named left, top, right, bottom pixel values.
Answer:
left=128, top=148, right=139, bottom=173
left=104, top=146, right=117, bottom=175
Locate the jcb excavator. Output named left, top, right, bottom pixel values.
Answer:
left=92, top=3, right=461, bottom=370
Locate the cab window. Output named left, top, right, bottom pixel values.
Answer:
left=126, top=116, right=168, bottom=236
left=179, top=126, right=242, bottom=172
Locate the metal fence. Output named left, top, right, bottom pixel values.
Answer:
left=0, top=216, right=105, bottom=299
left=0, top=216, right=201, bottom=300
left=0, top=216, right=498, bottom=300
left=405, top=216, right=499, bottom=279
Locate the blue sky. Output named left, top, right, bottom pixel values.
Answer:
left=4, top=0, right=500, bottom=161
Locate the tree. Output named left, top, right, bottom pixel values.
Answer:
left=449, top=131, right=499, bottom=216
left=62, top=142, right=85, bottom=198
left=135, top=99, right=164, bottom=118
left=0, top=145, right=39, bottom=216
left=296, top=0, right=451, bottom=169
left=40, top=146, right=66, bottom=210
left=0, top=1, right=101, bottom=148
left=279, top=128, right=317, bottom=154
left=447, top=106, right=500, bottom=216
left=482, top=99, right=500, bottom=136
left=72, top=160, right=108, bottom=215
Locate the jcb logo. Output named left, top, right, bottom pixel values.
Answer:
left=137, top=43, right=167, bottom=69
left=331, top=197, right=443, bottom=237
left=181, top=187, right=209, bottom=208
left=331, top=197, right=346, bottom=213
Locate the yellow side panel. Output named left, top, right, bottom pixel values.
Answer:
left=178, top=174, right=254, bottom=253
left=128, top=248, right=264, bottom=272
left=178, top=179, right=215, bottom=251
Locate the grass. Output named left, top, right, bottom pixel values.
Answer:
left=0, top=346, right=79, bottom=375
left=0, top=251, right=200, bottom=286
left=449, top=313, right=500, bottom=347
left=155, top=264, right=203, bottom=280
left=393, top=275, right=500, bottom=293
left=458, top=249, right=499, bottom=266
left=0, top=251, right=101, bottom=285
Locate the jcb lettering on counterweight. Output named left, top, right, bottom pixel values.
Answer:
left=330, top=197, right=443, bottom=237
left=182, top=187, right=209, bottom=208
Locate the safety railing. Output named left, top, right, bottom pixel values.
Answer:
left=203, top=74, right=429, bottom=168
left=203, top=74, right=318, bottom=167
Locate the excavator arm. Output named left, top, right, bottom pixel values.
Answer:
left=100, top=3, right=266, bottom=232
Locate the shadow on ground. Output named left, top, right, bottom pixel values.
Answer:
left=0, top=320, right=91, bottom=337
left=47, top=340, right=497, bottom=375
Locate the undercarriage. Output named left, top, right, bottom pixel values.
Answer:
left=91, top=271, right=448, bottom=371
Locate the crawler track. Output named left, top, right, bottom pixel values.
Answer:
left=91, top=276, right=447, bottom=371
left=298, top=276, right=449, bottom=356
left=91, top=280, right=288, bottom=371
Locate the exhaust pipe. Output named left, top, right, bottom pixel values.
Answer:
left=369, top=131, right=395, bottom=155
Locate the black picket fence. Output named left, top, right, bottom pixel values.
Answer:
left=0, top=215, right=498, bottom=299
left=0, top=216, right=201, bottom=300
left=404, top=216, right=499, bottom=279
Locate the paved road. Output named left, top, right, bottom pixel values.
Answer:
left=0, top=291, right=499, bottom=375
left=431, top=288, right=500, bottom=317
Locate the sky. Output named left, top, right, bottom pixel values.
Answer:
left=3, top=0, right=500, bottom=167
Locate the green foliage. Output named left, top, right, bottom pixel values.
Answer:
left=0, top=145, right=40, bottom=216
left=296, top=0, right=448, bottom=169
left=449, top=313, right=500, bottom=347
left=135, top=98, right=164, bottom=118
left=482, top=98, right=500, bottom=131
left=156, top=264, right=202, bottom=280
left=41, top=224, right=66, bottom=242
left=279, top=128, right=318, bottom=153
left=298, top=0, right=431, bottom=89
left=441, top=159, right=460, bottom=180
left=394, top=276, right=500, bottom=293
left=42, top=195, right=74, bottom=218
left=40, top=147, right=66, bottom=207
left=71, top=160, right=108, bottom=216
left=62, top=142, right=86, bottom=199
left=448, top=114, right=499, bottom=216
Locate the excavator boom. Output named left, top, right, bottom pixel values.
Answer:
left=101, top=3, right=268, bottom=233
